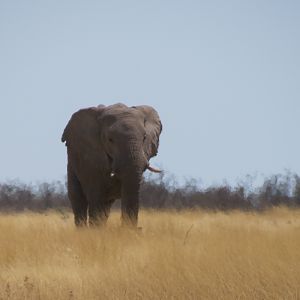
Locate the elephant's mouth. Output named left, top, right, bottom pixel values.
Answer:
left=109, top=164, right=162, bottom=178
left=106, top=152, right=162, bottom=178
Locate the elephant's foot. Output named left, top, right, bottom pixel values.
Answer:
left=121, top=216, right=138, bottom=228
left=74, top=216, right=88, bottom=227
left=88, top=215, right=108, bottom=227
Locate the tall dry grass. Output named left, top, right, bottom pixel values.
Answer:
left=0, top=208, right=300, bottom=299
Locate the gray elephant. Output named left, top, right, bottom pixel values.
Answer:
left=61, top=103, right=162, bottom=226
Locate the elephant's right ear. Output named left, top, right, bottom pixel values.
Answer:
left=61, top=105, right=105, bottom=145
left=61, top=128, right=67, bottom=143
left=61, top=121, right=70, bottom=144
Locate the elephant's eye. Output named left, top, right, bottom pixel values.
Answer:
left=108, top=138, right=114, bottom=143
left=143, top=134, right=146, bottom=142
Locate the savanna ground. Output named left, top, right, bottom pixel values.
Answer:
left=0, top=208, right=300, bottom=299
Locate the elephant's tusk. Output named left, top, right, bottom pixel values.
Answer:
left=110, top=172, right=115, bottom=177
left=147, top=165, right=162, bottom=173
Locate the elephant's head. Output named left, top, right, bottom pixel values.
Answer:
left=98, top=104, right=162, bottom=179
left=100, top=104, right=162, bottom=224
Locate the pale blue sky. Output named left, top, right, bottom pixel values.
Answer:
left=0, top=0, right=299, bottom=185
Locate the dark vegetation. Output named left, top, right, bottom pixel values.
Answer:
left=1, top=172, right=300, bottom=212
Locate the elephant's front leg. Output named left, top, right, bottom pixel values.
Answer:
left=67, top=165, right=88, bottom=226
left=121, top=195, right=139, bottom=227
left=87, top=190, right=110, bottom=226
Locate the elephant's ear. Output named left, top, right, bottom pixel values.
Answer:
left=61, top=105, right=105, bottom=147
left=133, top=105, right=162, bottom=159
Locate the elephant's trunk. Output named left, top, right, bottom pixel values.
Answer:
left=121, top=174, right=141, bottom=226
left=117, top=141, right=146, bottom=226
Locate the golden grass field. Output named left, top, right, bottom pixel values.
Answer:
left=0, top=207, right=300, bottom=300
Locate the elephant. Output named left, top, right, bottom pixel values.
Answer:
left=61, top=103, right=162, bottom=227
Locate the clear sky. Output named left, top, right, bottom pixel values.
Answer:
left=0, top=0, right=299, bottom=186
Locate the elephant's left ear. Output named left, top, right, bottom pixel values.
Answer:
left=133, top=105, right=162, bottom=159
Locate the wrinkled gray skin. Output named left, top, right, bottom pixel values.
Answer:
left=61, top=103, right=162, bottom=227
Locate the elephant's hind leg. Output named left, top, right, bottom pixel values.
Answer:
left=68, top=165, right=88, bottom=226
